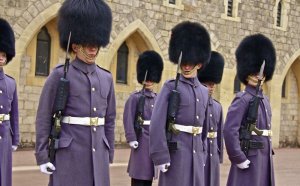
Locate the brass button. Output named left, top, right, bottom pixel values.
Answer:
left=92, top=87, right=95, bottom=91
left=0, top=136, right=2, bottom=139
left=196, top=99, right=199, bottom=102
left=0, top=90, right=2, bottom=94
left=93, top=107, right=97, bottom=111
left=93, top=127, right=97, bottom=132
left=0, top=105, right=3, bottom=109
left=193, top=150, right=196, bottom=153
left=210, top=140, right=212, bottom=143
left=210, top=154, right=213, bottom=157
left=210, top=114, right=212, bottom=117
left=196, top=115, right=199, bottom=119
left=92, top=148, right=96, bottom=152
left=151, top=105, right=154, bottom=108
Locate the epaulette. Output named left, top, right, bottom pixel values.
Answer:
left=236, top=90, right=247, bottom=98
left=97, top=65, right=111, bottom=74
left=5, top=74, right=15, bottom=80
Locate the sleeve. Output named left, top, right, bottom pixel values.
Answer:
left=217, top=104, right=224, bottom=163
left=223, top=96, right=248, bottom=164
left=149, top=82, right=171, bottom=166
left=10, top=81, right=19, bottom=146
left=123, top=93, right=138, bottom=142
left=35, top=70, right=60, bottom=165
left=104, top=78, right=116, bottom=163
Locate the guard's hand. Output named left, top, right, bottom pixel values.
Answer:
left=129, top=141, right=139, bottom=149
left=155, top=162, right=170, bottom=173
left=12, top=145, right=18, bottom=151
left=40, top=162, right=56, bottom=174
left=237, top=159, right=251, bottom=169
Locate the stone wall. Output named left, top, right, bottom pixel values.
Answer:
left=1, top=0, right=300, bottom=147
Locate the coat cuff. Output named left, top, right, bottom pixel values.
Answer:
left=150, top=150, right=170, bottom=166
left=126, top=134, right=137, bottom=143
left=228, top=152, right=247, bottom=164
left=35, top=150, right=49, bottom=165
left=109, top=149, right=114, bottom=163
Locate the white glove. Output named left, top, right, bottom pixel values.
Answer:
left=237, top=159, right=251, bottom=169
left=40, top=162, right=56, bottom=175
left=155, top=162, right=170, bottom=173
left=129, top=141, right=139, bottom=149
left=12, top=145, right=18, bottom=151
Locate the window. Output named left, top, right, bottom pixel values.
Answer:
left=273, top=0, right=290, bottom=31
left=116, top=42, right=129, bottom=84
left=234, top=75, right=241, bottom=93
left=276, top=1, right=282, bottom=27
left=281, top=76, right=286, bottom=98
left=227, top=0, right=233, bottom=17
left=35, top=27, right=51, bottom=76
left=163, top=0, right=184, bottom=10
left=169, top=0, right=176, bottom=4
left=221, top=0, right=241, bottom=22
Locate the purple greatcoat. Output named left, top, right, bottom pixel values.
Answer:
left=223, top=85, right=275, bottom=186
left=123, top=89, right=156, bottom=180
left=150, top=75, right=209, bottom=186
left=0, top=69, right=19, bottom=186
left=35, top=58, right=116, bottom=186
left=204, top=97, right=223, bottom=186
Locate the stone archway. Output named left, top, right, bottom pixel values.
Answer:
left=279, top=56, right=300, bottom=147
left=6, top=3, right=61, bottom=83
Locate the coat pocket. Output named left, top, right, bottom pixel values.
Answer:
left=102, top=136, right=110, bottom=150
left=58, top=137, right=73, bottom=149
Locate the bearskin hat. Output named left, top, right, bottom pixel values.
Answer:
left=236, top=34, right=276, bottom=85
left=169, top=21, right=211, bottom=66
left=0, top=18, right=15, bottom=63
left=58, top=0, right=112, bottom=51
left=137, top=50, right=164, bottom=84
left=198, top=51, right=225, bottom=84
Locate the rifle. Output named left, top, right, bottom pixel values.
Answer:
left=239, top=61, right=265, bottom=156
left=48, top=32, right=71, bottom=169
left=166, top=52, right=182, bottom=152
left=134, top=70, right=148, bottom=141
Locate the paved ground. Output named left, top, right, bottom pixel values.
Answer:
left=12, top=148, right=300, bottom=186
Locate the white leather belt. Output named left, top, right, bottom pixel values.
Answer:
left=62, top=116, right=105, bottom=126
left=252, top=130, right=272, bottom=137
left=0, top=114, right=10, bottom=123
left=207, top=132, right=218, bottom=138
left=143, top=120, right=150, bottom=125
left=174, top=124, right=202, bottom=136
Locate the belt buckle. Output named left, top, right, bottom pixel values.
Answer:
left=208, top=132, right=214, bottom=138
left=192, top=127, right=200, bottom=136
left=0, top=114, right=4, bottom=123
left=90, top=117, right=98, bottom=126
left=268, top=130, right=273, bottom=137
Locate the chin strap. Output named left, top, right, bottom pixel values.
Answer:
left=247, top=75, right=265, bottom=87
left=181, top=65, right=198, bottom=75
left=79, top=45, right=99, bottom=62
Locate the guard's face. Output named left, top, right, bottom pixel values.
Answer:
left=202, top=81, right=215, bottom=96
left=144, top=81, right=154, bottom=89
left=247, top=74, right=265, bottom=87
left=72, top=44, right=99, bottom=64
left=181, top=64, right=202, bottom=78
left=0, top=51, right=7, bottom=67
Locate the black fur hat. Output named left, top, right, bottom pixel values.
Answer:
left=169, top=21, right=211, bottom=66
left=198, top=51, right=225, bottom=84
left=0, top=18, right=15, bottom=63
left=236, top=34, right=276, bottom=85
left=137, top=50, right=164, bottom=84
left=58, top=0, right=112, bottom=51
